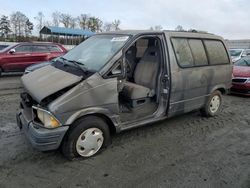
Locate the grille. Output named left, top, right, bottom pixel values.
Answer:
left=232, top=78, right=247, bottom=83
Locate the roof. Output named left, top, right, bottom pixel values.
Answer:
left=40, top=26, right=94, bottom=37
left=99, top=30, right=222, bottom=40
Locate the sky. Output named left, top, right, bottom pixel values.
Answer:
left=0, top=0, right=249, bottom=39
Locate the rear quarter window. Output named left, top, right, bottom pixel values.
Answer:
left=204, top=40, right=229, bottom=65
left=48, top=45, right=62, bottom=52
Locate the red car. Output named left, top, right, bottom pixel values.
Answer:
left=0, top=42, right=67, bottom=76
left=231, top=57, right=250, bottom=96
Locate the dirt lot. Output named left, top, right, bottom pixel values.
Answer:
left=0, top=75, right=249, bottom=188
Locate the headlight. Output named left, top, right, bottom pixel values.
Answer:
left=246, top=78, right=250, bottom=83
left=36, top=108, right=61, bottom=128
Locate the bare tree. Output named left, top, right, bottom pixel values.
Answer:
left=78, top=14, right=89, bottom=30
left=10, top=11, right=28, bottom=38
left=24, top=19, right=33, bottom=37
left=103, top=22, right=112, bottom=32
left=69, top=17, right=77, bottom=29
left=52, top=11, right=61, bottom=27
left=175, top=25, right=185, bottom=31
left=112, top=19, right=121, bottom=31
left=34, top=12, right=44, bottom=31
left=60, top=13, right=72, bottom=28
left=149, top=25, right=163, bottom=30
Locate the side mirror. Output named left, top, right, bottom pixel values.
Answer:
left=9, top=49, right=16, bottom=54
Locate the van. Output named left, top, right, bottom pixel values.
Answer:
left=16, top=30, right=232, bottom=159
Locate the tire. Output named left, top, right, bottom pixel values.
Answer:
left=200, top=90, right=222, bottom=117
left=61, top=116, right=111, bottom=160
left=0, top=67, right=2, bottom=77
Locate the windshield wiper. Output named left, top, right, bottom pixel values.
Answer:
left=59, top=57, right=88, bottom=74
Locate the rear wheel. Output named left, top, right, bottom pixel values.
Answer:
left=61, top=116, right=111, bottom=160
left=0, top=67, right=2, bottom=77
left=201, top=90, right=222, bottom=117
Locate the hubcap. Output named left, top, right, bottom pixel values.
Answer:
left=76, top=128, right=104, bottom=157
left=209, top=95, right=221, bottom=113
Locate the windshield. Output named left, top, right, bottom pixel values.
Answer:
left=230, top=49, right=243, bottom=57
left=235, top=58, right=250, bottom=66
left=62, top=35, right=130, bottom=71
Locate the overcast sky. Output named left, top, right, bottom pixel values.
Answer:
left=1, top=0, right=249, bottom=39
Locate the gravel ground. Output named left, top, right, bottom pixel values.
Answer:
left=0, top=75, right=249, bottom=188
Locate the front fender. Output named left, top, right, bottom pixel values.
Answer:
left=64, top=106, right=120, bottom=127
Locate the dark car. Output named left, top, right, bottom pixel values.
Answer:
left=0, top=42, right=67, bottom=76
left=231, top=57, right=250, bottom=95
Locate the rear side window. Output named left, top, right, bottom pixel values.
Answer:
left=48, top=45, right=62, bottom=52
left=172, top=38, right=194, bottom=67
left=204, top=40, right=229, bottom=65
left=189, top=39, right=208, bottom=66
left=32, top=45, right=49, bottom=53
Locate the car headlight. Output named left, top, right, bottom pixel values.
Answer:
left=36, top=108, right=61, bottom=128
left=246, top=78, right=250, bottom=83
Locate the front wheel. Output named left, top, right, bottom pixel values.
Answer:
left=201, top=90, right=222, bottom=117
left=61, top=116, right=111, bottom=160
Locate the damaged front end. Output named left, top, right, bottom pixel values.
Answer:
left=17, top=64, right=119, bottom=151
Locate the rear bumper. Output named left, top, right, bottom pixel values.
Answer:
left=16, top=110, right=69, bottom=151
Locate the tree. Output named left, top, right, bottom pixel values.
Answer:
left=175, top=25, right=185, bottom=31
left=34, top=12, right=44, bottom=31
left=10, top=11, right=28, bottom=38
left=25, top=19, right=33, bottom=37
left=60, top=13, right=72, bottom=28
left=52, top=11, right=61, bottom=27
left=87, top=17, right=102, bottom=32
left=69, top=17, right=77, bottom=29
left=78, top=14, right=89, bottom=30
left=149, top=25, right=163, bottom=30
left=112, top=19, right=121, bottom=31
left=0, top=15, right=11, bottom=38
left=103, top=22, right=112, bottom=32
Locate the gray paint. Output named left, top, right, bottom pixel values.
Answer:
left=48, top=73, right=119, bottom=125
left=20, top=30, right=232, bottom=134
left=21, top=65, right=82, bottom=103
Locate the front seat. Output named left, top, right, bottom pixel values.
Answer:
left=125, top=45, right=137, bottom=79
left=122, top=46, right=159, bottom=106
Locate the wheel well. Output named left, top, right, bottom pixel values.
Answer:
left=216, top=88, right=226, bottom=95
left=73, top=114, right=117, bottom=135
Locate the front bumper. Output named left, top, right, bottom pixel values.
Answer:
left=231, top=82, right=250, bottom=96
left=16, top=109, right=69, bottom=151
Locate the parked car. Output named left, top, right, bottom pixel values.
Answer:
left=0, top=44, right=9, bottom=50
left=16, top=30, right=232, bottom=159
left=229, top=48, right=250, bottom=63
left=24, top=57, right=59, bottom=74
left=231, top=57, right=250, bottom=96
left=0, top=42, right=67, bottom=76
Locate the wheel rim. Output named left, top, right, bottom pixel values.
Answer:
left=76, top=128, right=104, bottom=157
left=209, top=95, right=221, bottom=113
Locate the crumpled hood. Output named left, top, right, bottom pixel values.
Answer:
left=21, top=65, right=82, bottom=103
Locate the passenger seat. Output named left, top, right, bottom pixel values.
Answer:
left=122, top=46, right=159, bottom=106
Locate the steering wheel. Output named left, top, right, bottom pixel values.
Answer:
left=125, top=58, right=132, bottom=75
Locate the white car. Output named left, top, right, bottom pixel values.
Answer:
left=230, top=49, right=250, bottom=63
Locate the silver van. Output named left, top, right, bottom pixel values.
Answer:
left=16, top=30, right=232, bottom=159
